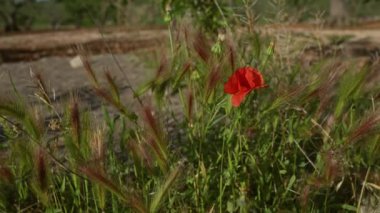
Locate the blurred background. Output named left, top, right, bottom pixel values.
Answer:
left=0, top=0, right=379, bottom=33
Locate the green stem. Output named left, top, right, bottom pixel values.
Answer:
left=357, top=166, right=371, bottom=212
left=168, top=22, right=174, bottom=58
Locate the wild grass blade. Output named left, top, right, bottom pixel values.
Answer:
left=79, top=166, right=147, bottom=213
left=150, top=164, right=182, bottom=213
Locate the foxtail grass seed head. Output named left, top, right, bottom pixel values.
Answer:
left=143, top=107, right=161, bottom=140
left=81, top=55, right=99, bottom=86
left=35, top=148, right=48, bottom=191
left=70, top=97, right=81, bottom=145
left=104, top=70, right=120, bottom=102
left=348, top=112, right=380, bottom=144
left=193, top=32, right=210, bottom=63
left=33, top=72, right=51, bottom=106
left=155, top=56, right=168, bottom=79
left=206, top=66, right=221, bottom=100
left=90, top=129, right=105, bottom=163
left=324, top=150, right=342, bottom=183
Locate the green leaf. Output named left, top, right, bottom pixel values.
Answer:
left=341, top=204, right=357, bottom=211
left=287, top=175, right=296, bottom=190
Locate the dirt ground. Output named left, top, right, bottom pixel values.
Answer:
left=0, top=28, right=169, bottom=120
left=0, top=27, right=168, bottom=62
left=0, top=53, right=157, bottom=123
left=0, top=23, right=379, bottom=117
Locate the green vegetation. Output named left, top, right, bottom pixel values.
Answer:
left=1, top=0, right=380, bottom=32
left=0, top=0, right=164, bottom=31
left=0, top=0, right=380, bottom=212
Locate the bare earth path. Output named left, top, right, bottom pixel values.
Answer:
left=0, top=28, right=169, bottom=117
left=1, top=23, right=380, bottom=62
left=0, top=27, right=168, bottom=62
left=0, top=23, right=379, bottom=114
left=263, top=24, right=380, bottom=44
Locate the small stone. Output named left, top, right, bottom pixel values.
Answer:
left=69, top=55, right=83, bottom=68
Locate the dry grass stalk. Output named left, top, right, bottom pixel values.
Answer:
left=186, top=90, right=194, bottom=123
left=347, top=111, right=380, bottom=144
left=35, top=148, right=48, bottom=191
left=299, top=185, right=311, bottom=210
left=90, top=128, right=105, bottom=166
left=323, top=149, right=343, bottom=183
left=143, top=107, right=161, bottom=141
left=227, top=43, right=236, bottom=70
left=150, top=164, right=182, bottom=212
left=193, top=32, right=211, bottom=63
left=155, top=56, right=169, bottom=80
left=129, top=141, right=154, bottom=170
left=33, top=72, right=52, bottom=106
left=79, top=166, right=147, bottom=213
left=142, top=107, right=168, bottom=172
left=80, top=55, right=99, bottom=87
left=206, top=66, right=221, bottom=100
left=79, top=57, right=136, bottom=120
left=316, top=63, right=343, bottom=116
left=104, top=70, right=121, bottom=102
left=70, top=96, right=81, bottom=146
left=177, top=62, right=192, bottom=82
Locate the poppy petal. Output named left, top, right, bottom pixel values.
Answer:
left=244, top=67, right=256, bottom=88
left=224, top=66, right=265, bottom=107
left=252, top=69, right=264, bottom=88
left=236, top=68, right=251, bottom=89
left=245, top=67, right=264, bottom=88
left=231, top=90, right=250, bottom=107
left=224, top=73, right=239, bottom=94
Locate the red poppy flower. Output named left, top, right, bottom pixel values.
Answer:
left=224, top=67, right=265, bottom=107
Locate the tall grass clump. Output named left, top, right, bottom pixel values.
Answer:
left=0, top=6, right=380, bottom=213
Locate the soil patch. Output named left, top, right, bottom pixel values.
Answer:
left=0, top=28, right=168, bottom=62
